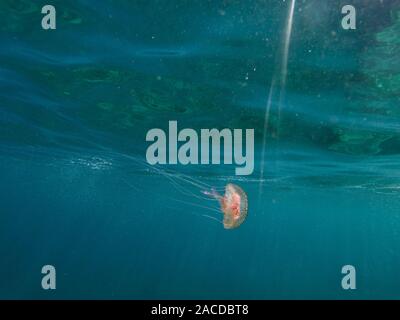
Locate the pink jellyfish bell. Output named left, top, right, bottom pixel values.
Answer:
left=204, top=183, right=248, bottom=229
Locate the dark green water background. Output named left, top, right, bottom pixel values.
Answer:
left=1, top=0, right=400, bottom=299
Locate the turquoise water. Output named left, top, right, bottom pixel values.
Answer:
left=1, top=0, right=400, bottom=299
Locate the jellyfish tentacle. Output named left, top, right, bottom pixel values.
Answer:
left=202, top=188, right=223, bottom=201
left=201, top=214, right=223, bottom=225
left=169, top=198, right=221, bottom=215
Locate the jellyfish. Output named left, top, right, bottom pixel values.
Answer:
left=123, top=156, right=249, bottom=229
left=133, top=160, right=248, bottom=228
left=86, top=142, right=249, bottom=228
left=203, top=183, right=248, bottom=229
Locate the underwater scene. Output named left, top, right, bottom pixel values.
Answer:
left=1, top=0, right=400, bottom=299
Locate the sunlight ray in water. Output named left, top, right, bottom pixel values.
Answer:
left=259, top=0, right=296, bottom=201
left=277, top=0, right=296, bottom=134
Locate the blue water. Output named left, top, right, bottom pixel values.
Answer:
left=1, top=0, right=400, bottom=299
